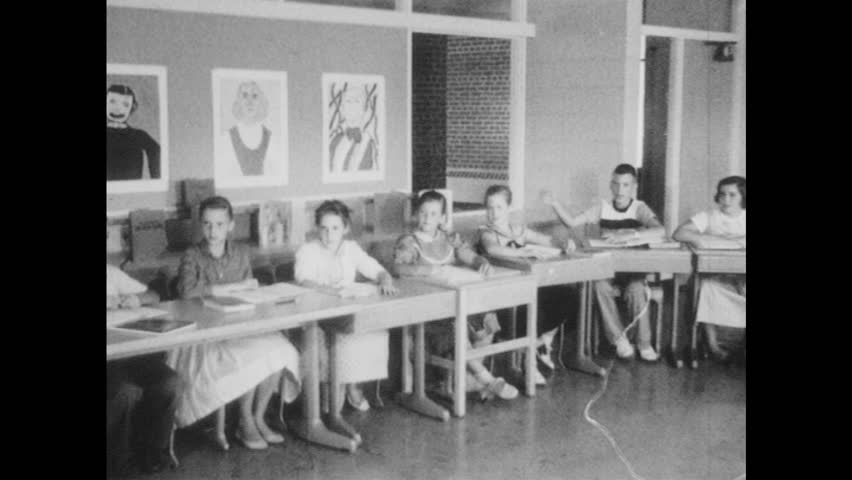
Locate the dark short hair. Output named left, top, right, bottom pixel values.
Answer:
left=715, top=176, right=746, bottom=209
left=315, top=200, right=351, bottom=227
left=484, top=185, right=513, bottom=205
left=612, top=163, right=637, bottom=178
left=415, top=190, right=448, bottom=215
left=199, top=196, right=234, bottom=219
left=106, top=84, right=138, bottom=114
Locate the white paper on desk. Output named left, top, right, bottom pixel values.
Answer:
left=588, top=238, right=651, bottom=249
left=209, top=278, right=260, bottom=297
left=229, top=282, right=313, bottom=304
left=106, top=307, right=169, bottom=327
left=337, top=282, right=381, bottom=299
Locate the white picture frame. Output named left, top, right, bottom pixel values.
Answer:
left=322, top=73, right=386, bottom=184
left=213, top=68, right=289, bottom=188
left=106, top=63, right=169, bottom=194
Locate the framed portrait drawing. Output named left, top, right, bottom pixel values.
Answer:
left=107, top=64, right=169, bottom=194
left=213, top=68, right=288, bottom=189
left=322, top=73, right=385, bottom=184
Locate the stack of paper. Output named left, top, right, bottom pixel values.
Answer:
left=202, top=296, right=256, bottom=313
left=229, top=282, right=313, bottom=304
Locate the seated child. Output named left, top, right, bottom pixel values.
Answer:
left=107, top=219, right=184, bottom=475
left=544, top=164, right=665, bottom=361
left=672, top=176, right=746, bottom=361
left=477, top=185, right=578, bottom=384
left=294, top=200, right=398, bottom=412
left=394, top=190, right=518, bottom=400
left=167, top=196, right=301, bottom=451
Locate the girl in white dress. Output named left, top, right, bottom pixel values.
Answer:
left=167, top=196, right=301, bottom=451
left=295, top=200, right=398, bottom=411
left=673, top=176, right=746, bottom=361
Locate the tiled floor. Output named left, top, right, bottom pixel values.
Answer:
left=125, top=357, right=745, bottom=480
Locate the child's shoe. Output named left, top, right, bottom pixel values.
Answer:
left=480, top=377, right=519, bottom=401
left=537, top=331, right=557, bottom=371
left=346, top=386, right=371, bottom=412
left=533, top=366, right=547, bottom=386
left=638, top=346, right=659, bottom=362
left=615, top=337, right=635, bottom=359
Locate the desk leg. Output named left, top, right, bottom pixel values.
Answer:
left=326, top=330, right=362, bottom=444
left=453, top=291, right=468, bottom=418
left=289, top=323, right=358, bottom=453
left=690, top=275, right=702, bottom=369
left=398, top=322, right=450, bottom=421
left=670, top=275, right=684, bottom=368
left=525, top=299, right=537, bottom=397
left=564, top=282, right=606, bottom=377
left=401, top=326, right=413, bottom=394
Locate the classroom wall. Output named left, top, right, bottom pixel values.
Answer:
left=678, top=40, right=734, bottom=224
left=524, top=0, right=632, bottom=223
left=106, top=7, right=408, bottom=212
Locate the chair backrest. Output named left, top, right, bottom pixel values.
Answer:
left=274, top=262, right=295, bottom=283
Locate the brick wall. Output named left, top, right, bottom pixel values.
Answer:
left=412, top=34, right=447, bottom=191
left=446, top=36, right=511, bottom=182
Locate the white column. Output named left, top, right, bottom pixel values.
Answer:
left=664, top=38, right=685, bottom=233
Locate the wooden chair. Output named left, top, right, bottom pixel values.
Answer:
left=588, top=278, right=664, bottom=358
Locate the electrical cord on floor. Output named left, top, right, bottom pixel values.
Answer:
left=582, top=285, right=651, bottom=480
left=580, top=286, right=746, bottom=480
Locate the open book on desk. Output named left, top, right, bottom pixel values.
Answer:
left=227, top=282, right=313, bottom=305
left=109, top=317, right=195, bottom=336
left=106, top=306, right=169, bottom=327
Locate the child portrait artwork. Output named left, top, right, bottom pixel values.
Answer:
left=106, top=63, right=169, bottom=194
left=213, top=69, right=288, bottom=188
left=322, top=73, right=385, bottom=184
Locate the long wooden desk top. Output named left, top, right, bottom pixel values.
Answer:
left=580, top=247, right=693, bottom=274
left=107, top=279, right=462, bottom=361
left=106, top=290, right=362, bottom=361
left=412, top=266, right=538, bottom=315
left=485, top=252, right=615, bottom=286
left=690, top=248, right=746, bottom=274
left=341, top=279, right=457, bottom=335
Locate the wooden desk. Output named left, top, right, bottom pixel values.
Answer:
left=581, top=246, right=693, bottom=367
left=689, top=248, right=746, bottom=368
left=336, top=280, right=457, bottom=425
left=487, top=253, right=615, bottom=377
left=107, top=291, right=365, bottom=453
left=692, top=248, right=746, bottom=274
left=413, top=267, right=539, bottom=417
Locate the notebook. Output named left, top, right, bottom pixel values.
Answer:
left=110, top=317, right=195, bottom=335
left=228, top=282, right=313, bottom=305
left=106, top=306, right=170, bottom=327
left=202, top=296, right=256, bottom=313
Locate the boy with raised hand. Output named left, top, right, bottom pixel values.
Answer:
left=542, top=164, right=665, bottom=361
